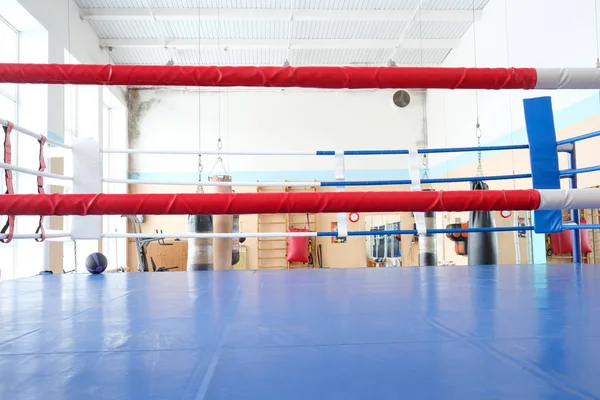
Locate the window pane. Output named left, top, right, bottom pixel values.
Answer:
left=0, top=19, right=18, bottom=98
left=0, top=94, right=16, bottom=122
left=0, top=245, right=14, bottom=280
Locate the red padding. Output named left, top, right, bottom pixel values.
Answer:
left=287, top=228, right=309, bottom=263
left=0, top=190, right=542, bottom=216
left=0, top=63, right=538, bottom=90
left=550, top=229, right=593, bottom=254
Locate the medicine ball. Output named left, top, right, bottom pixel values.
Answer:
left=85, top=252, right=108, bottom=274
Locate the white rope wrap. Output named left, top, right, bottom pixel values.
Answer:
left=72, top=138, right=102, bottom=240
left=538, top=188, right=600, bottom=210
left=334, top=150, right=348, bottom=238
left=408, top=149, right=426, bottom=235
left=535, top=68, right=600, bottom=90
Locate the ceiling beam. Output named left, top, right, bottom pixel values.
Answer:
left=82, top=8, right=482, bottom=22
left=100, top=38, right=459, bottom=50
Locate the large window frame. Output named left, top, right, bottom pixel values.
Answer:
left=0, top=16, right=19, bottom=280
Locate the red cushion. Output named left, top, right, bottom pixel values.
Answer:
left=287, top=228, right=309, bottom=263
left=550, top=228, right=592, bottom=254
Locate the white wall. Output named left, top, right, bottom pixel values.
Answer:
left=427, top=0, right=600, bottom=174
left=130, top=88, right=426, bottom=181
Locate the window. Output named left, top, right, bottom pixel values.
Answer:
left=0, top=16, right=18, bottom=280
left=0, top=16, right=18, bottom=103
left=365, top=216, right=401, bottom=260
left=101, top=87, right=128, bottom=272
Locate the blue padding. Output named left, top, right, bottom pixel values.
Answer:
left=523, top=96, right=562, bottom=233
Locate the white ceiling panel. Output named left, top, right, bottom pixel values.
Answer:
left=405, top=20, right=472, bottom=39
left=89, top=19, right=161, bottom=39
left=392, top=47, right=452, bottom=64
left=109, top=46, right=288, bottom=65
left=79, top=0, right=491, bottom=66
left=290, top=48, right=390, bottom=65
left=76, top=0, right=490, bottom=9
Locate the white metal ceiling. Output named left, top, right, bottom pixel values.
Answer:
left=75, top=0, right=490, bottom=10
left=76, top=0, right=490, bottom=66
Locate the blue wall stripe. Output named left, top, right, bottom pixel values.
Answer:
left=47, top=131, right=64, bottom=144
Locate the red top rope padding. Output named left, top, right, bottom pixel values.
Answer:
left=0, top=63, right=538, bottom=90
left=1, top=122, right=15, bottom=243
left=0, top=190, right=541, bottom=216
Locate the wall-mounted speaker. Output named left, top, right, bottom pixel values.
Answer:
left=392, top=89, right=411, bottom=108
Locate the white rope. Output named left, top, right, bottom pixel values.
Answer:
left=0, top=232, right=72, bottom=241
left=101, top=148, right=315, bottom=156
left=0, top=162, right=74, bottom=181
left=101, top=232, right=318, bottom=239
left=102, top=177, right=319, bottom=187
left=538, top=188, right=600, bottom=210
left=0, top=118, right=72, bottom=150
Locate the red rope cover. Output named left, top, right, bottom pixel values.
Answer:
left=0, top=190, right=542, bottom=216
left=0, top=63, right=538, bottom=90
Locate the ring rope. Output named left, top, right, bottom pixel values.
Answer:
left=0, top=190, right=542, bottom=216
left=1, top=122, right=15, bottom=243
left=0, top=64, right=539, bottom=89
left=34, top=136, right=47, bottom=242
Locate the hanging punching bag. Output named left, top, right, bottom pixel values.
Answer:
left=467, top=181, right=499, bottom=265
left=232, top=214, right=241, bottom=266
left=187, top=215, right=213, bottom=271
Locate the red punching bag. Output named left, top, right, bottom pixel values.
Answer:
left=287, top=227, right=309, bottom=263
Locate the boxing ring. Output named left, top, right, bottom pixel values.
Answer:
left=2, top=64, right=600, bottom=399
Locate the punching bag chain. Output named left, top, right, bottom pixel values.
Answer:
left=196, top=155, right=204, bottom=194
left=475, top=119, right=483, bottom=177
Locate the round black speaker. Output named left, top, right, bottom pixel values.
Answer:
left=392, top=90, right=411, bottom=108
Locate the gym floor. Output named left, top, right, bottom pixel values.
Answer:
left=1, top=264, right=599, bottom=399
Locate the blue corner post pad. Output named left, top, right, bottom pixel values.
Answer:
left=523, top=96, right=562, bottom=233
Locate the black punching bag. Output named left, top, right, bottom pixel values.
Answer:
left=187, top=215, right=213, bottom=271
left=467, top=181, right=499, bottom=265
left=232, top=215, right=240, bottom=266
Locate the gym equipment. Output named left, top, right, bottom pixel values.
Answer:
left=187, top=214, right=214, bottom=271
left=125, top=215, right=177, bottom=272
left=467, top=181, right=499, bottom=265
left=287, top=227, right=310, bottom=263
left=85, top=252, right=108, bottom=274
left=150, top=257, right=178, bottom=272
left=446, top=222, right=469, bottom=256
left=419, top=210, right=437, bottom=266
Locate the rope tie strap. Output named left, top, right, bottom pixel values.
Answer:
left=34, top=136, right=47, bottom=242
left=1, top=122, right=15, bottom=243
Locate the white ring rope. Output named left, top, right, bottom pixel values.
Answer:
left=103, top=177, right=319, bottom=187
left=102, top=148, right=316, bottom=156
left=0, top=118, right=72, bottom=150
left=0, top=162, right=74, bottom=181
left=0, top=232, right=72, bottom=241
left=101, top=232, right=317, bottom=239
